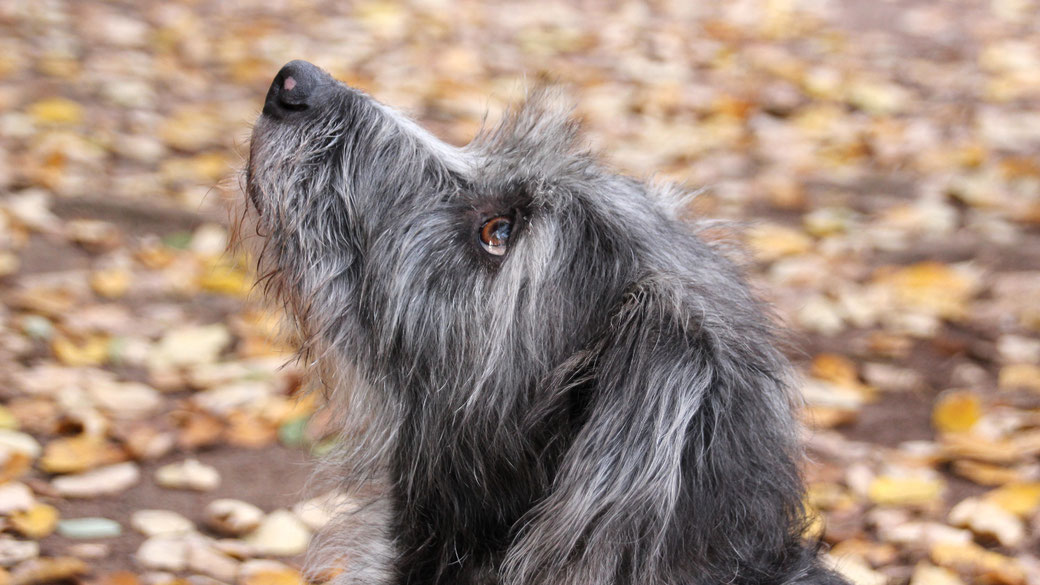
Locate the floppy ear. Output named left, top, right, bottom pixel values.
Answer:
left=502, top=279, right=811, bottom=585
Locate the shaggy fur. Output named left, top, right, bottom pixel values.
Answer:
left=241, top=60, right=848, bottom=585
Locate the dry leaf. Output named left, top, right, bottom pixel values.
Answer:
left=932, top=390, right=982, bottom=434
left=9, top=504, right=59, bottom=539
left=868, top=476, right=944, bottom=507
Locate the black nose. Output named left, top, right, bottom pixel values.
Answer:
left=263, top=60, right=332, bottom=118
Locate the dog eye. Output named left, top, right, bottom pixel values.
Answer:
left=479, top=216, right=512, bottom=256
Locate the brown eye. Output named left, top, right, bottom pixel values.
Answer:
left=479, top=216, right=512, bottom=256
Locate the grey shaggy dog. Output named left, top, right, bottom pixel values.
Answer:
left=242, top=60, right=848, bottom=585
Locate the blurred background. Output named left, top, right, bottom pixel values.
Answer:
left=0, top=0, right=1038, bottom=584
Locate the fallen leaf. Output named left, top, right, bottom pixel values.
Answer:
left=9, top=557, right=88, bottom=585
left=868, top=476, right=944, bottom=507
left=198, top=257, right=251, bottom=297
left=9, top=504, right=59, bottom=539
left=950, top=460, right=1020, bottom=486
left=27, top=98, right=84, bottom=126
left=930, top=542, right=1025, bottom=585
left=225, top=412, right=277, bottom=448
left=239, top=562, right=304, bottom=585
left=51, top=334, right=110, bottom=367
left=747, top=223, right=813, bottom=262
left=947, top=497, right=1025, bottom=547
left=0, top=450, right=31, bottom=483
left=173, top=411, right=224, bottom=450
left=932, top=390, right=982, bottom=434
left=95, top=572, right=141, bottom=585
left=89, top=268, right=131, bottom=299
left=873, top=262, right=978, bottom=321
left=909, top=562, right=964, bottom=585
left=40, top=435, right=120, bottom=474
left=984, top=482, right=1040, bottom=517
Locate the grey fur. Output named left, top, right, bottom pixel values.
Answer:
left=240, top=62, right=848, bottom=585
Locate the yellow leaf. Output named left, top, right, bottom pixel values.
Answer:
left=188, top=151, right=231, bottom=182
left=89, top=268, right=131, bottom=299
left=809, top=355, right=875, bottom=400
left=810, top=354, right=858, bottom=386
left=51, top=334, right=110, bottom=367
left=27, top=97, right=84, bottom=125
left=158, top=107, right=222, bottom=152
left=985, top=482, right=1040, bottom=517
left=746, top=224, right=812, bottom=262
left=874, top=262, right=977, bottom=320
left=807, top=482, right=855, bottom=511
left=159, top=152, right=232, bottom=185
left=40, top=435, right=112, bottom=474
left=10, top=503, right=59, bottom=538
left=868, top=476, right=944, bottom=507
left=0, top=405, right=17, bottom=429
left=802, top=507, right=824, bottom=540
left=932, top=390, right=982, bottom=433
left=198, top=258, right=251, bottom=297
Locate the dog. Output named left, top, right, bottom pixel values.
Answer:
left=242, top=60, right=848, bottom=585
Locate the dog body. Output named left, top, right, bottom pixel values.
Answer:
left=244, top=61, right=847, bottom=585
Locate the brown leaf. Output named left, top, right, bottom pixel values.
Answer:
left=40, top=435, right=123, bottom=474
left=173, top=410, right=224, bottom=450
left=51, top=334, right=111, bottom=367
left=95, top=572, right=142, bottom=585
left=224, top=412, right=277, bottom=448
left=0, top=451, right=32, bottom=483
left=10, top=557, right=88, bottom=585
left=930, top=542, right=1025, bottom=585
left=950, top=460, right=1021, bottom=487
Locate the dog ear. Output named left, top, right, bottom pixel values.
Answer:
left=503, top=278, right=811, bottom=585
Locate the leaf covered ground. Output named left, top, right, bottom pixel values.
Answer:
left=0, top=1, right=1038, bottom=584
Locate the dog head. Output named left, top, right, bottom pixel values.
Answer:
left=245, top=61, right=770, bottom=407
